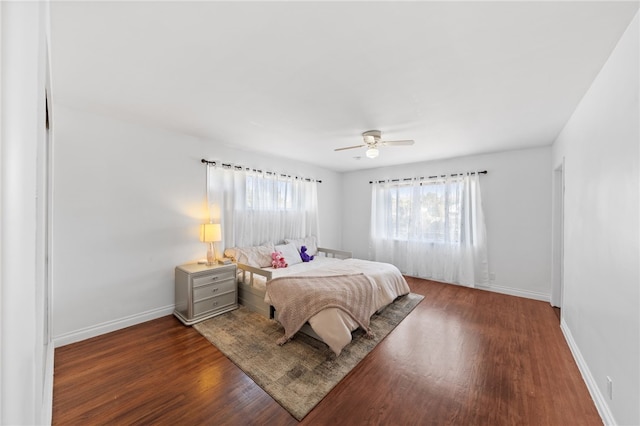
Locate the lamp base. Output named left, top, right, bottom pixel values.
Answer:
left=206, top=242, right=216, bottom=266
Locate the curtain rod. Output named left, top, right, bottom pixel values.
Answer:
left=369, top=170, right=487, bottom=184
left=201, top=159, right=322, bottom=183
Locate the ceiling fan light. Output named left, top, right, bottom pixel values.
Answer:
left=366, top=148, right=379, bottom=158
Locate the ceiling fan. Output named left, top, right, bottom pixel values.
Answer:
left=334, top=130, right=415, bottom=158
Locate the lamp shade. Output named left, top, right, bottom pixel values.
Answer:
left=200, top=223, right=222, bottom=243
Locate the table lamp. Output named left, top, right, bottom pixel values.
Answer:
left=200, top=223, right=221, bottom=265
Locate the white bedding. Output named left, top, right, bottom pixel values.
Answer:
left=240, top=257, right=344, bottom=291
left=263, top=258, right=410, bottom=355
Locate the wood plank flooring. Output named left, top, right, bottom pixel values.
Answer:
left=53, top=278, right=601, bottom=425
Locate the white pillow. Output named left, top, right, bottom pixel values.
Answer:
left=223, top=247, right=238, bottom=260
left=230, top=244, right=274, bottom=268
left=275, top=242, right=302, bottom=265
left=284, top=235, right=318, bottom=256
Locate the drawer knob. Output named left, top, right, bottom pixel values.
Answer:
left=212, top=288, right=219, bottom=293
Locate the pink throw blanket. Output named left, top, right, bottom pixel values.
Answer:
left=266, top=273, right=377, bottom=345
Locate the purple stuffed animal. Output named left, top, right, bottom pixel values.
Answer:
left=300, top=245, right=314, bottom=262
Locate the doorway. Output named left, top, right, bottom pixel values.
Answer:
left=551, top=161, right=565, bottom=314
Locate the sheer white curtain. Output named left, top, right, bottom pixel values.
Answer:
left=208, top=165, right=319, bottom=249
left=370, top=173, right=488, bottom=287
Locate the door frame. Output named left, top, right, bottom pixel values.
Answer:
left=551, top=159, right=565, bottom=309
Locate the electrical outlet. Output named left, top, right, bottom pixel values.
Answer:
left=489, top=272, right=496, bottom=282
left=607, top=376, right=613, bottom=400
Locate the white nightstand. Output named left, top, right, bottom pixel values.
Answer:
left=174, top=262, right=238, bottom=325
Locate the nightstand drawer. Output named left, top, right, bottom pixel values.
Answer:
left=193, top=292, right=236, bottom=316
left=192, top=270, right=235, bottom=286
left=193, top=278, right=235, bottom=302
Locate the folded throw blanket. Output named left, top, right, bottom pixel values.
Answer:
left=266, top=273, right=377, bottom=346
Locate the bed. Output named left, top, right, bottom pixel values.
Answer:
left=233, top=244, right=410, bottom=355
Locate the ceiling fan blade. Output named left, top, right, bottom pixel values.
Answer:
left=381, top=140, right=415, bottom=146
left=334, top=144, right=366, bottom=152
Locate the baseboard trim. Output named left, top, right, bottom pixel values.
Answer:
left=475, top=283, right=549, bottom=302
left=404, top=275, right=550, bottom=302
left=560, top=318, right=614, bottom=426
left=53, top=304, right=175, bottom=348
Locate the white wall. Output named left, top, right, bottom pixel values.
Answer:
left=0, top=1, right=52, bottom=424
left=52, top=105, right=343, bottom=345
left=341, top=146, right=552, bottom=300
left=552, top=13, right=639, bottom=426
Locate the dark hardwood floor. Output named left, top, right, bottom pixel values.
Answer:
left=53, top=278, right=601, bottom=425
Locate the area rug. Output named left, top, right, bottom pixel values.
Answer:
left=193, top=293, right=424, bottom=421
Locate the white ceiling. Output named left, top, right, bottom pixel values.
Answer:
left=50, top=1, right=639, bottom=172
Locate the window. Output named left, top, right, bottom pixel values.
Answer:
left=374, top=178, right=465, bottom=243
left=386, top=180, right=465, bottom=242
left=246, top=175, right=293, bottom=211
left=208, top=166, right=319, bottom=249
left=370, top=174, right=488, bottom=287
